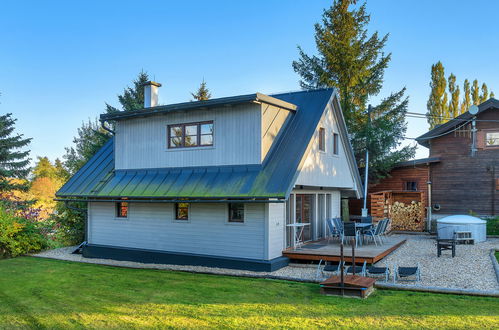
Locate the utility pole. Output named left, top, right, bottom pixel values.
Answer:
left=361, top=105, right=372, bottom=217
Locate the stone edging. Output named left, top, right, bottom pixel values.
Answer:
left=490, top=249, right=499, bottom=284
left=375, top=282, right=499, bottom=298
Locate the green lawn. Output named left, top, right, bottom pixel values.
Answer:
left=0, top=257, right=498, bottom=329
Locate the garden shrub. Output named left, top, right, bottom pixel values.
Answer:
left=0, top=202, right=48, bottom=257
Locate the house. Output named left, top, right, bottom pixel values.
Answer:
left=56, top=82, right=363, bottom=271
left=415, top=98, right=499, bottom=217
left=352, top=98, right=499, bottom=220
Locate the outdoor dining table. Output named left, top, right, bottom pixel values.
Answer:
left=286, top=223, right=310, bottom=249
left=355, top=223, right=372, bottom=245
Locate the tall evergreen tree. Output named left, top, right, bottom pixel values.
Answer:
left=292, top=0, right=414, bottom=181
left=426, top=62, right=448, bottom=129
left=461, top=79, right=471, bottom=114
left=448, top=74, right=460, bottom=118
left=105, top=72, right=149, bottom=113
left=491, top=91, right=495, bottom=99
left=472, top=79, right=480, bottom=105
left=191, top=79, right=212, bottom=101
left=32, top=156, right=56, bottom=180
left=480, top=83, right=489, bottom=103
left=0, top=113, right=31, bottom=192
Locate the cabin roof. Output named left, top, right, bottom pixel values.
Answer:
left=57, top=88, right=363, bottom=201
left=416, top=98, right=499, bottom=148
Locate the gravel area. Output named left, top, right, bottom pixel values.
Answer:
left=33, top=234, right=499, bottom=292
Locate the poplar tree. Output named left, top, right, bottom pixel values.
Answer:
left=0, top=113, right=31, bottom=192
left=480, top=83, right=489, bottom=103
left=191, top=80, right=212, bottom=101
left=448, top=74, right=460, bottom=118
left=292, top=0, right=414, bottom=181
left=461, top=79, right=471, bottom=114
left=472, top=79, right=480, bottom=105
left=426, top=62, right=448, bottom=129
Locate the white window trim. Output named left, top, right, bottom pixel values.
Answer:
left=225, top=203, right=246, bottom=225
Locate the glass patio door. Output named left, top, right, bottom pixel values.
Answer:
left=295, top=194, right=313, bottom=242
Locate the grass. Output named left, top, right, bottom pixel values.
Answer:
left=0, top=257, right=498, bottom=329
left=496, top=251, right=499, bottom=263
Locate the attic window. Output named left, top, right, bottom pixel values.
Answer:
left=116, top=202, right=128, bottom=218
left=333, top=133, right=339, bottom=155
left=318, top=127, right=325, bottom=152
left=168, top=121, right=213, bottom=148
left=485, top=132, right=499, bottom=147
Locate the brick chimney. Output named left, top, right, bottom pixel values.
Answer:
left=142, top=81, right=162, bottom=108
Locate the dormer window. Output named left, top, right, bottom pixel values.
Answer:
left=168, top=121, right=213, bottom=148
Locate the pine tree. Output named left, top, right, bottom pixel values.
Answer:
left=0, top=113, right=31, bottom=192
left=191, top=79, right=212, bottom=101
left=461, top=79, right=471, bottom=114
left=426, top=62, right=448, bottom=129
left=491, top=91, right=495, bottom=99
left=480, top=83, right=489, bottom=103
left=472, top=79, right=480, bottom=105
left=448, top=74, right=460, bottom=118
left=105, top=71, right=149, bottom=113
left=292, top=0, right=414, bottom=181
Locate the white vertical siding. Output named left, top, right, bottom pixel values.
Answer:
left=266, top=203, right=285, bottom=259
left=295, top=103, right=356, bottom=189
left=88, top=202, right=266, bottom=260
left=330, top=190, right=341, bottom=218
left=115, top=103, right=262, bottom=169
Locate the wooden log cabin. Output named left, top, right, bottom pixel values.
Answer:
left=352, top=98, right=499, bottom=219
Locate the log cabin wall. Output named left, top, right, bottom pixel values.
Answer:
left=349, top=165, right=430, bottom=216
left=429, top=107, right=499, bottom=216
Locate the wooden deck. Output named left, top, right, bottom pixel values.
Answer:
left=282, top=236, right=406, bottom=264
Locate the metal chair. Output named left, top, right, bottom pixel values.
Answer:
left=342, top=222, right=361, bottom=247
left=363, top=219, right=384, bottom=246
left=379, top=218, right=390, bottom=243
left=344, top=261, right=367, bottom=276
left=393, top=263, right=421, bottom=284
left=316, top=259, right=343, bottom=281
left=366, top=263, right=390, bottom=282
left=326, top=218, right=341, bottom=243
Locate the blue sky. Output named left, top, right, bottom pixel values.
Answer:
left=1, top=0, right=498, bottom=163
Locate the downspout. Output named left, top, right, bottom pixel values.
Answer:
left=100, top=120, right=115, bottom=135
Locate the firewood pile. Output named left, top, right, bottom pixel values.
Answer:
left=369, top=190, right=425, bottom=232
left=389, top=200, right=425, bottom=231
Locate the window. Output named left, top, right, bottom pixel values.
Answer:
left=168, top=121, right=213, bottom=148
left=485, top=132, right=499, bottom=147
left=116, top=202, right=128, bottom=218
left=175, top=203, right=189, bottom=220
left=333, top=133, right=339, bottom=155
left=228, top=203, right=244, bottom=223
left=318, top=127, right=325, bottom=151
left=404, top=181, right=418, bottom=191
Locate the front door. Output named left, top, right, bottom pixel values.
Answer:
left=295, top=194, right=313, bottom=242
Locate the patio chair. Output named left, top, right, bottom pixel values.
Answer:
left=379, top=218, right=390, bottom=243
left=393, top=263, right=421, bottom=284
left=363, top=219, right=384, bottom=246
left=316, top=259, right=343, bottom=281
left=342, top=222, right=361, bottom=247
left=366, top=263, right=390, bottom=282
left=344, top=261, right=367, bottom=276
left=326, top=218, right=342, bottom=243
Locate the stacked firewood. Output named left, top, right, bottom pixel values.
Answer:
left=389, top=200, right=425, bottom=231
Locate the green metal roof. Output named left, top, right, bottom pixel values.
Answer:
left=57, top=88, right=361, bottom=201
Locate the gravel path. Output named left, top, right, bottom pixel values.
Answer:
left=33, top=234, right=499, bottom=292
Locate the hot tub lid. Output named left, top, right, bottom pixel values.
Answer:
left=436, top=215, right=486, bottom=224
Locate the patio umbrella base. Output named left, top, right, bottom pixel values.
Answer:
left=320, top=275, right=376, bottom=298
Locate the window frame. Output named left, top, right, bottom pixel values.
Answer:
left=174, top=202, right=190, bottom=221
left=115, top=201, right=129, bottom=219
left=332, top=132, right=339, bottom=155
left=227, top=203, right=245, bottom=224
left=485, top=131, right=499, bottom=148
left=167, top=121, right=214, bottom=149
left=318, top=127, right=326, bottom=152
left=403, top=180, right=418, bottom=191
